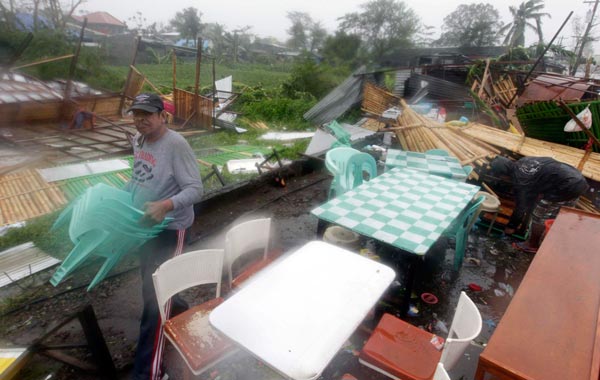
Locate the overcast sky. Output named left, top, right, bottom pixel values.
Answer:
left=78, top=0, right=593, bottom=51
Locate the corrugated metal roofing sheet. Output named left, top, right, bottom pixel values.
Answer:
left=0, top=242, right=60, bottom=288
left=304, top=66, right=367, bottom=126
left=405, top=73, right=472, bottom=101
left=517, top=74, right=594, bottom=106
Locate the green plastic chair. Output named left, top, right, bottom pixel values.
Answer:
left=345, top=152, right=377, bottom=190
left=326, top=120, right=351, bottom=148
left=426, top=149, right=450, bottom=157
left=325, top=147, right=361, bottom=198
left=443, top=195, right=485, bottom=270
left=462, top=165, right=473, bottom=181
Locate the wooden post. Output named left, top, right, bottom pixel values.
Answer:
left=193, top=37, right=202, bottom=122
left=212, top=57, right=216, bottom=130
left=118, top=36, right=141, bottom=114
left=172, top=49, right=177, bottom=94
left=63, top=18, right=87, bottom=118
left=478, top=59, right=491, bottom=98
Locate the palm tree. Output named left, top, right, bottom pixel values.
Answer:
left=498, top=0, right=550, bottom=48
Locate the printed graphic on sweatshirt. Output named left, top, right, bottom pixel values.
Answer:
left=132, top=151, right=156, bottom=184
left=518, top=159, right=542, bottom=176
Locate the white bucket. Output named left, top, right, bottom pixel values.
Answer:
left=323, top=226, right=360, bottom=250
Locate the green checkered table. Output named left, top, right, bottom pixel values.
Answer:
left=312, top=167, right=480, bottom=255
left=385, top=149, right=467, bottom=180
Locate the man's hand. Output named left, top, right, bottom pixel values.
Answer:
left=141, top=199, right=174, bottom=225
left=504, top=227, right=516, bottom=235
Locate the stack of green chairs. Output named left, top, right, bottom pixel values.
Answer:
left=50, top=183, right=171, bottom=291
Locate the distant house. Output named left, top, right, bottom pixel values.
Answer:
left=72, top=12, right=127, bottom=35
left=380, top=46, right=509, bottom=68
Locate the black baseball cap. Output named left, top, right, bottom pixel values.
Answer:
left=127, top=93, right=164, bottom=113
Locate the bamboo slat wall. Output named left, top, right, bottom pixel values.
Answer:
left=362, top=82, right=400, bottom=115
left=71, top=95, right=122, bottom=117
left=0, top=169, right=67, bottom=225
left=124, top=69, right=145, bottom=100
left=173, top=88, right=214, bottom=129
left=0, top=96, right=121, bottom=125
left=0, top=101, right=63, bottom=125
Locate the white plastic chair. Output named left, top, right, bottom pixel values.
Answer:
left=433, top=363, right=451, bottom=380
left=224, top=218, right=277, bottom=290
left=440, top=291, right=483, bottom=369
left=359, top=291, right=482, bottom=379
left=152, top=249, right=236, bottom=376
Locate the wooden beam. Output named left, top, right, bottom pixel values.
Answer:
left=62, top=18, right=87, bottom=117
left=193, top=37, right=203, bottom=118
left=118, top=36, right=141, bottom=113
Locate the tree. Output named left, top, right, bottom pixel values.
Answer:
left=45, top=0, right=85, bottom=31
left=436, top=3, right=503, bottom=47
left=498, top=0, right=550, bottom=48
left=170, top=7, right=202, bottom=47
left=321, top=31, right=362, bottom=66
left=0, top=0, right=84, bottom=32
left=286, top=11, right=327, bottom=52
left=286, top=11, right=310, bottom=50
left=308, top=21, right=327, bottom=53
left=204, top=22, right=227, bottom=60
left=338, top=0, right=421, bottom=61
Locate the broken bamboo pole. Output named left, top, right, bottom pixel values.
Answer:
left=10, top=54, right=75, bottom=71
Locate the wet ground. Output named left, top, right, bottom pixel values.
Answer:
left=0, top=161, right=534, bottom=380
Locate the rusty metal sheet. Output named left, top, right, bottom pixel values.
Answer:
left=517, top=74, right=592, bottom=106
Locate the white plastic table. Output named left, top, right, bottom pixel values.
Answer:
left=209, top=241, right=395, bottom=380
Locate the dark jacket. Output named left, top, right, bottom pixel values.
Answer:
left=499, top=157, right=588, bottom=228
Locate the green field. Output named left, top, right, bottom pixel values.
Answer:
left=107, top=62, right=293, bottom=93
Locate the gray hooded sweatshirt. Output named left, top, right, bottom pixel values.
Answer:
left=125, top=129, right=203, bottom=230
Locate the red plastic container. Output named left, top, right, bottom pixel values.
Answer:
left=544, top=219, right=555, bottom=235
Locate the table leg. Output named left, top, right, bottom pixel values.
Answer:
left=400, top=255, right=419, bottom=319
left=474, top=364, right=485, bottom=380
left=316, top=219, right=327, bottom=239
left=487, top=212, right=498, bottom=235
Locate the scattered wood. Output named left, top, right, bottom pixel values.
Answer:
left=247, top=121, right=270, bottom=130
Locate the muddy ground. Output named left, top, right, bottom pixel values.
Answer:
left=0, top=160, right=533, bottom=380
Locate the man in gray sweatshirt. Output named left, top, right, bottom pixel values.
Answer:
left=125, top=93, right=203, bottom=380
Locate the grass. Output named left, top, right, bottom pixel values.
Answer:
left=106, top=61, right=293, bottom=93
